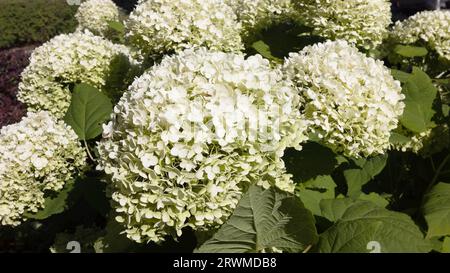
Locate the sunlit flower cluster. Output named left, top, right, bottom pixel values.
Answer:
left=75, top=0, right=120, bottom=36
left=283, top=40, right=405, bottom=158
left=18, top=30, right=137, bottom=118
left=292, top=0, right=392, bottom=50
left=225, top=0, right=293, bottom=42
left=0, top=111, right=86, bottom=226
left=125, top=0, right=243, bottom=57
left=390, top=10, right=450, bottom=61
left=97, top=48, right=307, bottom=243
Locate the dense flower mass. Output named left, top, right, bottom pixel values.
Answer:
left=283, top=40, right=405, bottom=158
left=225, top=0, right=292, bottom=42
left=97, top=48, right=307, bottom=243
left=0, top=111, right=86, bottom=226
left=292, top=0, right=392, bottom=50
left=125, top=0, right=243, bottom=57
left=75, top=0, right=120, bottom=36
left=390, top=10, right=450, bottom=61
left=18, top=31, right=137, bottom=118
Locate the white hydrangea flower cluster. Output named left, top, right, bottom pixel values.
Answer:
left=292, top=0, right=392, bottom=50
left=225, top=0, right=293, bottom=41
left=125, top=0, right=243, bottom=57
left=18, top=30, right=138, bottom=119
left=0, top=111, right=86, bottom=226
left=75, top=0, right=120, bottom=36
left=390, top=10, right=450, bottom=61
left=97, top=48, right=307, bottom=243
left=391, top=127, right=433, bottom=154
left=283, top=40, right=405, bottom=158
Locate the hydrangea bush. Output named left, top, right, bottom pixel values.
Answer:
left=75, top=0, right=121, bottom=37
left=17, top=30, right=138, bottom=118
left=96, top=48, right=307, bottom=243
left=284, top=40, right=405, bottom=158
left=390, top=10, right=450, bottom=62
left=292, top=0, right=392, bottom=50
left=125, top=0, right=243, bottom=57
left=0, top=111, right=86, bottom=226
left=1, top=0, right=449, bottom=254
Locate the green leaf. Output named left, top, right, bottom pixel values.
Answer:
left=422, top=182, right=450, bottom=238
left=296, top=175, right=336, bottom=216
left=344, top=155, right=387, bottom=197
left=443, top=237, right=450, bottom=253
left=64, top=83, right=113, bottom=140
left=394, top=45, right=428, bottom=58
left=399, top=67, right=437, bottom=133
left=94, top=217, right=137, bottom=253
left=358, top=193, right=389, bottom=208
left=25, top=180, right=76, bottom=220
left=317, top=199, right=432, bottom=253
left=390, top=132, right=412, bottom=145
left=196, top=185, right=318, bottom=253
left=108, top=21, right=125, bottom=33
left=391, top=69, right=411, bottom=83
left=283, top=142, right=338, bottom=183
left=251, top=40, right=283, bottom=63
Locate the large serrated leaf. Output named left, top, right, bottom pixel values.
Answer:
left=317, top=199, right=432, bottom=253
left=25, top=180, right=75, bottom=220
left=422, top=182, right=450, bottom=238
left=399, top=67, right=437, bottom=133
left=196, top=185, right=318, bottom=253
left=296, top=175, right=336, bottom=216
left=64, top=83, right=113, bottom=140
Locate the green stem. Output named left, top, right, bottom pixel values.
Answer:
left=427, top=154, right=450, bottom=193
left=83, top=140, right=96, bottom=163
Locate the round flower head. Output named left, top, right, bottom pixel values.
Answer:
left=390, top=10, right=450, bottom=61
left=18, top=30, right=138, bottom=119
left=75, top=0, right=121, bottom=36
left=225, top=0, right=293, bottom=42
left=292, top=0, right=392, bottom=50
left=0, top=111, right=86, bottom=226
left=97, top=48, right=307, bottom=243
left=125, top=0, right=243, bottom=57
left=283, top=40, right=405, bottom=158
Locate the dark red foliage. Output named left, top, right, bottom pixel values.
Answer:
left=0, top=45, right=36, bottom=128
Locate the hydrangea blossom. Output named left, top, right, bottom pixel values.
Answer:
left=392, top=125, right=449, bottom=156
left=390, top=10, right=450, bottom=61
left=0, top=111, right=86, bottom=226
left=125, top=0, right=243, bottom=57
left=18, top=30, right=138, bottom=118
left=97, top=48, right=307, bottom=243
left=292, top=0, right=392, bottom=50
left=75, top=0, right=120, bottom=36
left=283, top=40, right=405, bottom=158
left=225, top=0, right=292, bottom=42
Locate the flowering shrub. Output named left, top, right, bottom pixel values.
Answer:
left=1, top=0, right=449, bottom=254
left=96, top=48, right=307, bottom=243
left=225, top=0, right=292, bottom=43
left=17, top=30, right=138, bottom=119
left=125, top=0, right=243, bottom=57
left=0, top=111, right=86, bottom=226
left=75, top=0, right=120, bottom=37
left=284, top=40, right=405, bottom=158
left=291, top=0, right=392, bottom=50
left=390, top=10, right=450, bottom=62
